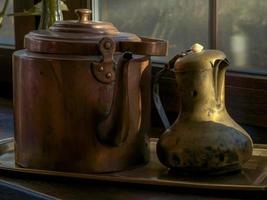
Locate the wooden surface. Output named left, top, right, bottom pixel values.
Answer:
left=0, top=99, right=266, bottom=199
left=0, top=98, right=13, bottom=140
left=0, top=173, right=265, bottom=200
left=0, top=179, right=55, bottom=200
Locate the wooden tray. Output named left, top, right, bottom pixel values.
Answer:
left=0, top=138, right=267, bottom=191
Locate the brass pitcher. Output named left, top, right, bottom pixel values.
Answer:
left=156, top=44, right=253, bottom=174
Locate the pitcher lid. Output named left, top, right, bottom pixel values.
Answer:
left=174, top=43, right=227, bottom=72
left=24, top=9, right=142, bottom=55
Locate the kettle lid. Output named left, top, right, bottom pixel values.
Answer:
left=24, top=9, right=159, bottom=55
left=175, top=43, right=227, bottom=72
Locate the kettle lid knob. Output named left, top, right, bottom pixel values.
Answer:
left=190, top=43, right=204, bottom=53
left=75, top=9, right=92, bottom=23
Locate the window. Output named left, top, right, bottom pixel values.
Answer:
left=218, top=0, right=267, bottom=75
left=0, top=0, right=15, bottom=46
left=91, top=0, right=267, bottom=130
left=0, top=0, right=35, bottom=98
left=93, top=0, right=267, bottom=75
left=93, top=0, right=209, bottom=63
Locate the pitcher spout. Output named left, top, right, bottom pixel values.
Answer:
left=213, top=58, right=229, bottom=108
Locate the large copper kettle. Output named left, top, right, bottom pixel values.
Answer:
left=155, top=44, right=253, bottom=174
left=13, top=9, right=167, bottom=173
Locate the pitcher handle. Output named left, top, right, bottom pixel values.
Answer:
left=153, top=54, right=183, bottom=129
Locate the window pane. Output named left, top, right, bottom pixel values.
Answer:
left=218, top=0, right=267, bottom=75
left=0, top=0, right=15, bottom=46
left=95, top=0, right=209, bottom=61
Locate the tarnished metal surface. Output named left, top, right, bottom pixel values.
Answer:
left=13, top=51, right=151, bottom=173
left=157, top=44, right=253, bottom=174
left=0, top=138, right=266, bottom=191
left=13, top=9, right=167, bottom=173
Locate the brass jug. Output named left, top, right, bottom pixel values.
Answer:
left=156, top=44, right=253, bottom=174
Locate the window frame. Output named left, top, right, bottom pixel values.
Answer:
left=209, top=0, right=267, bottom=128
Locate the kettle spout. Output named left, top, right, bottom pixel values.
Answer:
left=96, top=53, right=132, bottom=146
left=213, top=58, right=229, bottom=108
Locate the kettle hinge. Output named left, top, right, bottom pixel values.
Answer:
left=91, top=37, right=116, bottom=84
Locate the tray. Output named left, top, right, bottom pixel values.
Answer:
left=0, top=138, right=267, bottom=191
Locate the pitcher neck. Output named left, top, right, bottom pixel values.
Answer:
left=179, top=97, right=226, bottom=122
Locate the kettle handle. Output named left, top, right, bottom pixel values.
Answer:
left=153, top=54, right=183, bottom=129
left=119, top=37, right=168, bottom=56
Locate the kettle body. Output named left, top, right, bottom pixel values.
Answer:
left=13, top=51, right=151, bottom=173
left=156, top=44, right=253, bottom=174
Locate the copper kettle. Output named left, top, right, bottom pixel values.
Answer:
left=155, top=44, right=253, bottom=174
left=13, top=9, right=168, bottom=173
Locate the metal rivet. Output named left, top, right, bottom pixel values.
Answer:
left=106, top=72, right=112, bottom=79
left=98, top=66, right=104, bottom=72
left=104, top=41, right=112, bottom=50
